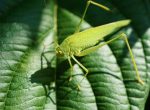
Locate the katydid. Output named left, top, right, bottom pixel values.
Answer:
left=55, top=0, right=144, bottom=88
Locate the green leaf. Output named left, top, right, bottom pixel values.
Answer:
left=0, top=0, right=149, bottom=110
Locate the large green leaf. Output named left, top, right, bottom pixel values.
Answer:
left=0, top=0, right=149, bottom=110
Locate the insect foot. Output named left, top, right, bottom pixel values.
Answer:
left=76, top=84, right=81, bottom=91
left=137, top=77, right=144, bottom=85
left=68, top=76, right=73, bottom=82
left=84, top=69, right=89, bottom=77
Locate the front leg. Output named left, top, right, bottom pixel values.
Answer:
left=71, top=55, right=89, bottom=90
left=67, top=56, right=88, bottom=90
left=67, top=57, right=73, bottom=81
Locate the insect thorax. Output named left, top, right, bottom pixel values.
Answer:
left=55, top=41, right=71, bottom=57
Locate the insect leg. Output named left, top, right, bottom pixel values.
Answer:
left=76, top=36, right=124, bottom=57
left=67, top=57, right=74, bottom=81
left=71, top=55, right=89, bottom=87
left=120, top=33, right=144, bottom=84
left=75, top=0, right=110, bottom=33
left=71, top=55, right=88, bottom=74
left=78, top=33, right=144, bottom=84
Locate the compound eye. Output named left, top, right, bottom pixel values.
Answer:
left=58, top=50, right=63, bottom=55
left=56, top=47, right=64, bottom=56
left=57, top=50, right=64, bottom=56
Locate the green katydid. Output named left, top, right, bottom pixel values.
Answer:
left=55, top=0, right=144, bottom=88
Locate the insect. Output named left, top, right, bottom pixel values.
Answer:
left=55, top=0, right=144, bottom=89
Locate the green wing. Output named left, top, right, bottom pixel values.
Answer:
left=67, top=20, right=131, bottom=49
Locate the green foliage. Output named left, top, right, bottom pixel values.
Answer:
left=0, top=0, right=149, bottom=110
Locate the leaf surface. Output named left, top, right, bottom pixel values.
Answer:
left=0, top=0, right=149, bottom=110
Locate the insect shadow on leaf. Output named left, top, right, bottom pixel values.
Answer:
left=0, top=44, right=56, bottom=104
left=29, top=45, right=56, bottom=103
